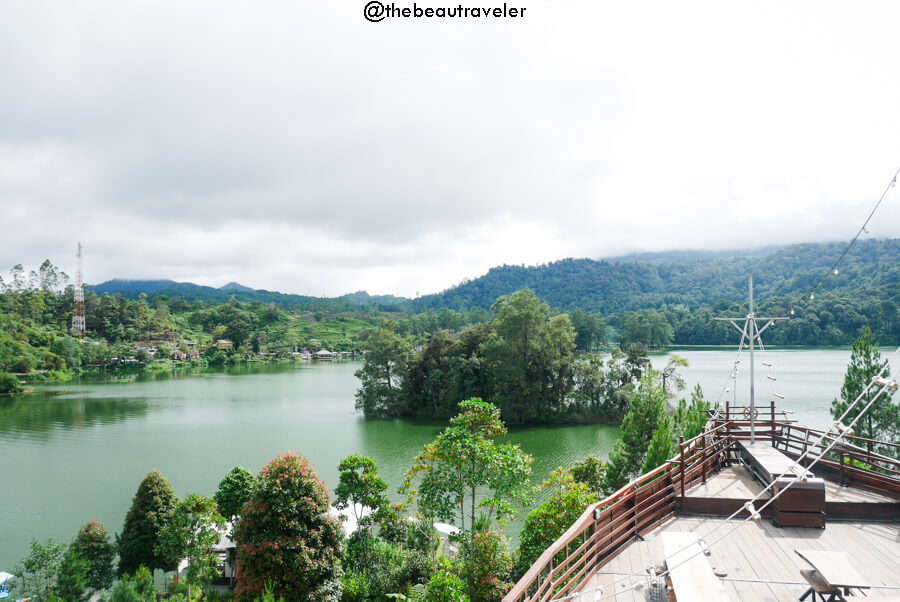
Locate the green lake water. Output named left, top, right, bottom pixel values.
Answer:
left=0, top=349, right=855, bottom=570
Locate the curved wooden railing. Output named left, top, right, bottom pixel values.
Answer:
left=504, top=420, right=732, bottom=602
left=505, top=405, right=900, bottom=602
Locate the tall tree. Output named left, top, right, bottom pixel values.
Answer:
left=641, top=417, right=676, bottom=473
left=118, top=470, right=178, bottom=576
left=402, top=399, right=533, bottom=533
left=234, top=452, right=342, bottom=601
left=334, top=454, right=389, bottom=529
left=831, top=327, right=899, bottom=453
left=658, top=355, right=689, bottom=400
left=483, top=289, right=548, bottom=423
left=672, top=385, right=711, bottom=441
left=158, top=494, right=226, bottom=599
left=569, top=309, right=607, bottom=352
left=601, top=372, right=669, bottom=494
left=214, top=465, right=256, bottom=522
left=71, top=520, right=115, bottom=592
left=355, top=326, right=412, bottom=417
left=482, top=289, right=577, bottom=423
left=619, top=372, right=669, bottom=473
left=54, top=546, right=90, bottom=602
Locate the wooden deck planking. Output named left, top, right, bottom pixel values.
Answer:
left=823, top=478, right=897, bottom=503
left=579, top=514, right=900, bottom=601
left=684, top=464, right=895, bottom=504
left=685, top=466, right=765, bottom=499
left=573, top=467, right=900, bottom=602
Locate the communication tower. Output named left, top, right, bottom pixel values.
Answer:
left=71, top=242, right=86, bottom=337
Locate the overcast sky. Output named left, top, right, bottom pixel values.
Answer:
left=2, top=1, right=899, bottom=297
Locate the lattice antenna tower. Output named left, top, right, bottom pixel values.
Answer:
left=71, top=242, right=86, bottom=337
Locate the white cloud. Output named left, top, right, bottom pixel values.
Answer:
left=1, top=1, right=899, bottom=297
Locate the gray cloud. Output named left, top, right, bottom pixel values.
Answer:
left=2, top=1, right=900, bottom=296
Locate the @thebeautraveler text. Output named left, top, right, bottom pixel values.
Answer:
left=364, top=2, right=527, bottom=23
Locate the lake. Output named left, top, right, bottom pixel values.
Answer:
left=0, top=348, right=853, bottom=570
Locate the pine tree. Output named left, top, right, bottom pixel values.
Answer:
left=117, top=470, right=178, bottom=576
left=831, top=327, right=899, bottom=454
left=600, top=440, right=631, bottom=496
left=641, top=418, right=676, bottom=474
left=619, top=372, right=668, bottom=473
left=601, top=372, right=669, bottom=494
left=55, top=546, right=90, bottom=601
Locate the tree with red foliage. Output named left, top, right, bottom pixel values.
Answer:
left=233, top=451, right=343, bottom=601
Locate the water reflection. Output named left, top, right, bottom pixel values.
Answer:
left=72, top=361, right=307, bottom=385
left=0, top=393, right=150, bottom=438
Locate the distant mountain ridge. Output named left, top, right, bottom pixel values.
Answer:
left=414, top=238, right=900, bottom=314
left=88, top=279, right=412, bottom=311
left=88, top=239, right=900, bottom=317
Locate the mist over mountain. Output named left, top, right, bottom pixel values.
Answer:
left=410, top=239, right=897, bottom=313
left=89, top=238, right=900, bottom=320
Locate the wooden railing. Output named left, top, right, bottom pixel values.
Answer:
left=712, top=403, right=900, bottom=497
left=503, top=421, right=731, bottom=602
left=504, top=407, right=900, bottom=602
left=772, top=423, right=900, bottom=497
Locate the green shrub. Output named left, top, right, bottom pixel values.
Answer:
left=340, top=572, right=370, bottom=602
left=109, top=566, right=157, bottom=601
left=0, top=371, right=21, bottom=393
left=423, top=563, right=469, bottom=602
left=459, top=530, right=512, bottom=602
left=10, top=355, right=34, bottom=373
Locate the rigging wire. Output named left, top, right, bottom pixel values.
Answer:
left=546, top=167, right=900, bottom=602
left=546, top=345, right=899, bottom=602
left=788, top=166, right=899, bottom=317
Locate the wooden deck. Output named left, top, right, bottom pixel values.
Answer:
left=504, top=417, right=900, bottom=602
left=578, top=516, right=900, bottom=601
left=685, top=465, right=898, bottom=504
left=571, top=467, right=900, bottom=601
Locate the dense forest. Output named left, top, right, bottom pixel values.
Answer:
left=356, top=289, right=669, bottom=425
left=88, top=238, right=900, bottom=346
left=90, top=279, right=412, bottom=313
left=415, top=238, right=900, bottom=345
left=0, top=261, right=479, bottom=391
left=418, top=239, right=900, bottom=312
left=2, top=238, right=899, bottom=394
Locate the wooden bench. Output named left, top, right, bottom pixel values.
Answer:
left=737, top=441, right=826, bottom=527
left=662, top=531, right=729, bottom=601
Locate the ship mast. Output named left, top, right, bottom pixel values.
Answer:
left=713, top=275, right=788, bottom=444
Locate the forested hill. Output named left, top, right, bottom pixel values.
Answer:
left=89, top=279, right=412, bottom=312
left=414, top=239, right=900, bottom=314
